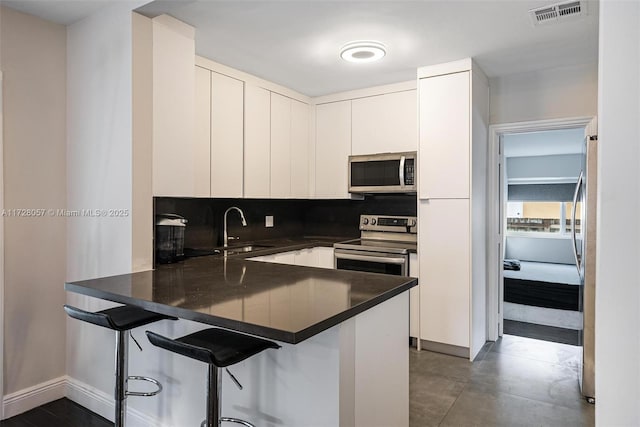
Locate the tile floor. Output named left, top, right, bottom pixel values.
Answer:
left=2, top=335, right=595, bottom=426
left=410, top=335, right=595, bottom=426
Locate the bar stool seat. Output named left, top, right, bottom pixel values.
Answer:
left=64, top=304, right=176, bottom=427
left=64, top=304, right=174, bottom=331
left=146, top=328, right=280, bottom=427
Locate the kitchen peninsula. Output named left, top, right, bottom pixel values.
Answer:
left=66, top=245, right=417, bottom=427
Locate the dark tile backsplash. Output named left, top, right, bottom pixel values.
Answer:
left=154, top=195, right=417, bottom=249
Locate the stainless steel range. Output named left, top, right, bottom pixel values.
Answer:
left=334, top=215, right=417, bottom=276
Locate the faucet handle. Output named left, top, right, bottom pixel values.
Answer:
left=228, top=236, right=240, bottom=241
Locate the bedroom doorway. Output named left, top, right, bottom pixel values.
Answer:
left=487, top=117, right=592, bottom=341
left=500, top=127, right=585, bottom=345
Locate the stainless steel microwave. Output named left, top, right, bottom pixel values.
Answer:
left=348, top=151, right=417, bottom=194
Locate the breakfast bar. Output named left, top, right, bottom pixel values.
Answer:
left=66, top=253, right=417, bottom=426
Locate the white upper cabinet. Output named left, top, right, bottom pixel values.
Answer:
left=194, top=66, right=212, bottom=197
left=244, top=84, right=271, bottom=198
left=270, top=92, right=292, bottom=198
left=152, top=16, right=196, bottom=197
left=290, top=99, right=310, bottom=198
left=315, top=101, right=352, bottom=199
left=418, top=71, right=470, bottom=199
left=352, top=90, right=417, bottom=155
left=211, top=71, right=244, bottom=198
left=194, top=67, right=244, bottom=198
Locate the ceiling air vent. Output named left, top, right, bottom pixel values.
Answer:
left=529, top=1, right=587, bottom=26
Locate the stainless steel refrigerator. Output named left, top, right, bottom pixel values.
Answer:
left=573, top=135, right=597, bottom=403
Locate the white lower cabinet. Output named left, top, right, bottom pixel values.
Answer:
left=250, top=247, right=334, bottom=269
left=419, top=199, right=470, bottom=349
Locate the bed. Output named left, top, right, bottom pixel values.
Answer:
left=503, top=261, right=581, bottom=311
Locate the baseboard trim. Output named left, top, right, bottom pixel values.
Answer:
left=66, top=377, right=167, bottom=427
left=419, top=339, right=470, bottom=359
left=3, top=376, right=167, bottom=426
left=3, top=376, right=67, bottom=419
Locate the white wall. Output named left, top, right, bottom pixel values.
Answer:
left=0, top=4, right=67, bottom=408
left=490, top=62, right=598, bottom=124
left=595, top=1, right=640, bottom=425
left=65, top=0, right=137, bottom=418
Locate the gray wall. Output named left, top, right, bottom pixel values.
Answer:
left=505, top=236, right=575, bottom=265
left=507, top=154, right=581, bottom=181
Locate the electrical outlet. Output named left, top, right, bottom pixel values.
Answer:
left=265, top=215, right=274, bottom=228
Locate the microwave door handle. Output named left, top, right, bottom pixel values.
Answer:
left=399, top=156, right=406, bottom=188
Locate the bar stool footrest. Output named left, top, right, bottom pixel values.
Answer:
left=126, top=376, right=163, bottom=397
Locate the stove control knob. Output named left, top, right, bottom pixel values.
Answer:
left=371, top=218, right=377, bottom=225
left=408, top=219, right=417, bottom=227
left=362, top=218, right=369, bottom=225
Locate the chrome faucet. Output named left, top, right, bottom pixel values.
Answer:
left=223, top=207, right=247, bottom=248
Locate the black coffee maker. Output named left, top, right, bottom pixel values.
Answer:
left=155, top=213, right=187, bottom=264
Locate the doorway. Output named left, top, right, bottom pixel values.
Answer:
left=501, top=128, right=584, bottom=345
left=487, top=116, right=596, bottom=342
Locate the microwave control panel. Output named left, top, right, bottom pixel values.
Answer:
left=404, top=159, right=415, bottom=185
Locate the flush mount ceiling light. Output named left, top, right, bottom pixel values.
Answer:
left=340, top=41, right=386, bottom=63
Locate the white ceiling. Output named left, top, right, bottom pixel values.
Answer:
left=1, top=0, right=115, bottom=25
left=136, top=0, right=599, bottom=96
left=503, top=128, right=585, bottom=158
left=2, top=0, right=599, bottom=97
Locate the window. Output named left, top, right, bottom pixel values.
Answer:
left=507, top=201, right=561, bottom=233
left=507, top=201, right=581, bottom=235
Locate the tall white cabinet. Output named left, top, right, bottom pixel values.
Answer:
left=417, top=59, right=489, bottom=360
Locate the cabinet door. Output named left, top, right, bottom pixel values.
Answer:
left=293, top=248, right=315, bottom=267
left=409, top=252, right=419, bottom=339
left=315, top=101, right=351, bottom=198
left=419, top=199, right=470, bottom=348
left=419, top=72, right=470, bottom=199
left=272, top=251, right=296, bottom=265
left=211, top=72, right=244, bottom=198
left=291, top=100, right=310, bottom=198
left=352, top=90, right=417, bottom=155
left=313, top=247, right=335, bottom=269
left=152, top=19, right=195, bottom=196
left=194, top=66, right=212, bottom=197
left=270, top=93, right=291, bottom=198
left=244, top=85, right=271, bottom=198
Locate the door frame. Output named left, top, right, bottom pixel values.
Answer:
left=0, top=70, right=4, bottom=419
left=486, top=116, right=594, bottom=342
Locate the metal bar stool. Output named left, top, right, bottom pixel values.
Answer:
left=64, top=304, right=176, bottom=427
left=145, top=328, right=280, bottom=427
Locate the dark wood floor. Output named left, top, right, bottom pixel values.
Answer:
left=0, top=398, right=111, bottom=427
left=504, top=319, right=581, bottom=346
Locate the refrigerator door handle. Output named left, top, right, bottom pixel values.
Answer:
left=571, top=171, right=584, bottom=275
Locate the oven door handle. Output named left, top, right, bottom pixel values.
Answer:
left=335, top=252, right=407, bottom=265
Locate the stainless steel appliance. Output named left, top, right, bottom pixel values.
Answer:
left=155, top=213, right=187, bottom=264
left=573, top=135, right=597, bottom=403
left=348, top=151, right=417, bottom=194
left=334, top=215, right=417, bottom=276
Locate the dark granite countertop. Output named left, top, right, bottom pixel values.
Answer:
left=65, top=238, right=417, bottom=344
